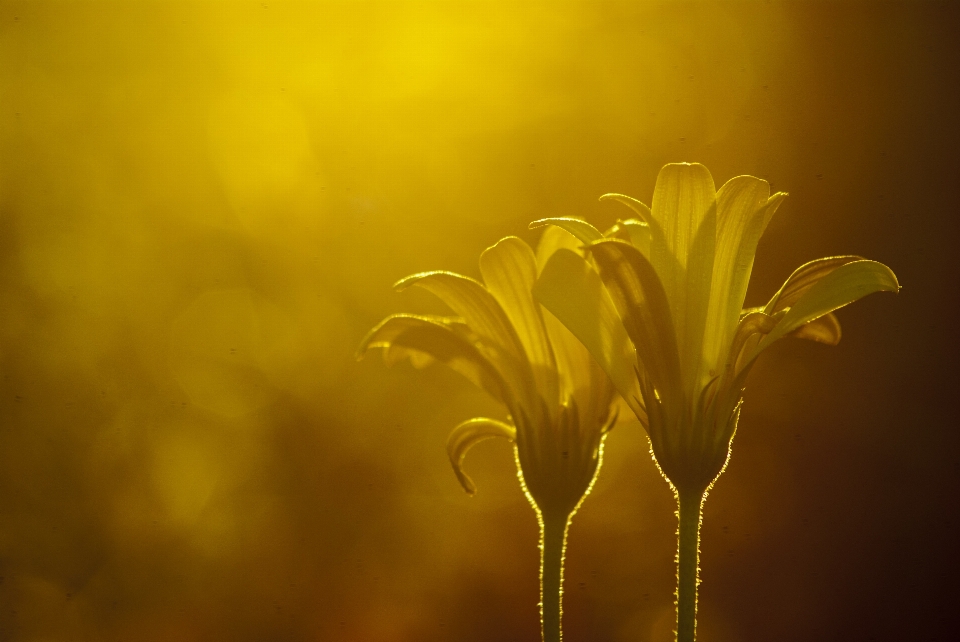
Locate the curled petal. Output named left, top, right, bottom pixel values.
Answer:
left=788, top=312, right=841, bottom=345
left=599, top=193, right=654, bottom=225
left=447, top=418, right=516, bottom=495
left=394, top=271, right=522, bottom=360
left=528, top=217, right=603, bottom=244
left=357, top=314, right=507, bottom=403
left=755, top=259, right=900, bottom=354
left=764, top=255, right=864, bottom=314
left=394, top=271, right=535, bottom=410
left=727, top=311, right=778, bottom=375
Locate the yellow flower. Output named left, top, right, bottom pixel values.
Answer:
left=531, top=162, right=899, bottom=642
left=358, top=234, right=621, bottom=642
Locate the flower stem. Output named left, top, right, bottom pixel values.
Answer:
left=540, top=510, right=571, bottom=642
left=676, top=488, right=705, bottom=642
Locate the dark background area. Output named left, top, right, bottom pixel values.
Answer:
left=1, top=1, right=957, bottom=640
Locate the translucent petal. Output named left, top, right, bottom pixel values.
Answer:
left=763, top=255, right=863, bottom=314
left=446, top=417, right=516, bottom=494
left=535, top=228, right=596, bottom=404
left=649, top=161, right=717, bottom=297
left=535, top=224, right=585, bottom=271
left=357, top=314, right=508, bottom=403
left=649, top=163, right=717, bottom=391
left=528, top=217, right=603, bottom=244
left=479, top=237, right=558, bottom=409
left=386, top=345, right=434, bottom=369
left=542, top=306, right=594, bottom=410
left=599, top=193, right=654, bottom=224
left=394, top=270, right=533, bottom=405
left=614, top=219, right=653, bottom=256
left=585, top=239, right=683, bottom=407
left=701, top=176, right=779, bottom=378
left=754, top=259, right=900, bottom=355
left=395, top=271, right=519, bottom=354
left=532, top=248, right=643, bottom=419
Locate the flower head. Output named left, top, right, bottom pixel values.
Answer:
left=533, top=162, right=900, bottom=494
left=358, top=234, right=620, bottom=518
left=359, top=233, right=627, bottom=642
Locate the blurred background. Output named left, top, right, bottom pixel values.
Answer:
left=1, top=1, right=958, bottom=640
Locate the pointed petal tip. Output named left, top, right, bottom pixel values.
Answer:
left=867, top=260, right=901, bottom=292
left=482, top=235, right=524, bottom=251
left=392, top=270, right=464, bottom=291
left=528, top=217, right=603, bottom=244
left=886, top=267, right=902, bottom=292
left=480, top=236, right=530, bottom=268
left=454, top=471, right=478, bottom=496
left=598, top=194, right=655, bottom=224
left=392, top=273, right=420, bottom=291
left=355, top=323, right=382, bottom=360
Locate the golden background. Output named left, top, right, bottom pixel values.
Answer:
left=1, top=1, right=957, bottom=640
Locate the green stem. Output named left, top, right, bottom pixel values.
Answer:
left=540, top=510, right=570, bottom=642
left=676, top=488, right=705, bottom=642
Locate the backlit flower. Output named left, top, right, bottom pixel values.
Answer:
left=532, top=162, right=899, bottom=641
left=358, top=234, right=623, bottom=642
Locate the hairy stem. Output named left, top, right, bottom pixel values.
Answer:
left=540, top=510, right=571, bottom=642
left=676, top=488, right=706, bottom=642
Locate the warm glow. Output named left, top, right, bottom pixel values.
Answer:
left=0, top=2, right=948, bottom=641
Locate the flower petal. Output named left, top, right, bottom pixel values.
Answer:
left=763, top=255, right=863, bottom=314
left=480, top=237, right=558, bottom=409
left=544, top=308, right=620, bottom=431
left=534, top=227, right=598, bottom=404
left=357, top=314, right=508, bottom=403
left=649, top=163, right=717, bottom=395
left=446, top=417, right=516, bottom=494
left=649, top=162, right=717, bottom=305
left=650, top=163, right=717, bottom=256
left=599, top=193, right=654, bottom=224
left=395, top=271, right=519, bottom=355
left=394, top=270, right=532, bottom=406
left=601, top=193, right=670, bottom=271
left=535, top=224, right=585, bottom=270
left=609, top=219, right=653, bottom=256
left=585, top=239, right=683, bottom=407
left=788, top=312, right=842, bottom=345
left=528, top=217, right=603, bottom=244
left=754, top=259, right=900, bottom=354
left=533, top=248, right=643, bottom=418
left=726, top=311, right=778, bottom=376
left=702, top=176, right=783, bottom=379
left=541, top=307, right=595, bottom=407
